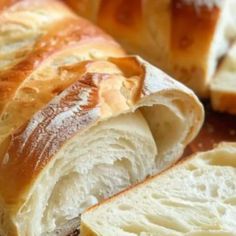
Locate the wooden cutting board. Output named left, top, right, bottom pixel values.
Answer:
left=184, top=101, right=236, bottom=156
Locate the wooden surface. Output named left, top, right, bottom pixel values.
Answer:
left=184, top=101, right=236, bottom=156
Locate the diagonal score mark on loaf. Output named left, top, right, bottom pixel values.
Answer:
left=0, top=0, right=74, bottom=71
left=0, top=14, right=124, bottom=144
left=0, top=54, right=200, bottom=235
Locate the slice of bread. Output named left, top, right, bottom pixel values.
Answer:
left=81, top=142, right=236, bottom=236
left=210, top=42, right=236, bottom=114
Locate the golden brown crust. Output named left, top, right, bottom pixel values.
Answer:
left=0, top=57, right=144, bottom=206
left=0, top=0, right=74, bottom=72
left=65, top=0, right=223, bottom=97
left=0, top=0, right=125, bottom=214
left=96, top=0, right=146, bottom=60
left=0, top=0, right=19, bottom=11
left=0, top=16, right=116, bottom=112
left=0, top=2, right=203, bottom=234
left=170, top=0, right=220, bottom=95
left=0, top=55, right=203, bottom=211
left=0, top=74, right=100, bottom=205
left=98, top=0, right=142, bottom=34
left=0, top=0, right=124, bottom=144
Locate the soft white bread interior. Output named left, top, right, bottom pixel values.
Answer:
left=210, top=42, right=236, bottom=114
left=33, top=110, right=158, bottom=235
left=0, top=1, right=203, bottom=235
left=81, top=142, right=236, bottom=236
left=0, top=56, right=203, bottom=236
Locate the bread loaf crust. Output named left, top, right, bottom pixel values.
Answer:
left=0, top=55, right=203, bottom=208
left=0, top=0, right=124, bottom=144
left=65, top=0, right=236, bottom=97
left=0, top=1, right=204, bottom=235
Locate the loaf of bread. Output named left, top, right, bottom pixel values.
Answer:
left=0, top=0, right=125, bottom=144
left=81, top=142, right=236, bottom=236
left=0, top=1, right=204, bottom=235
left=65, top=0, right=236, bottom=97
left=211, top=42, right=236, bottom=115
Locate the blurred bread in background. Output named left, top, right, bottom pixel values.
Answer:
left=65, top=0, right=236, bottom=113
left=211, top=42, right=236, bottom=114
